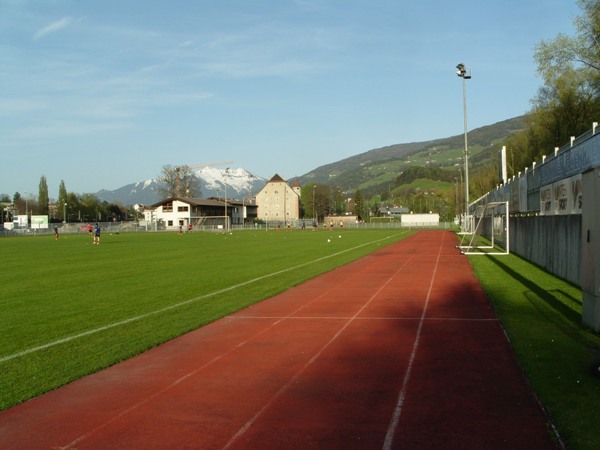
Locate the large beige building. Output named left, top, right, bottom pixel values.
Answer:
left=255, top=174, right=301, bottom=224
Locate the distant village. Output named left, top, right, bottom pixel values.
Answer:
left=1, top=173, right=440, bottom=232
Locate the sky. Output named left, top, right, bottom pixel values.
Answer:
left=0, top=0, right=580, bottom=199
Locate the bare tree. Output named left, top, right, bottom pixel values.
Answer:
left=156, top=165, right=201, bottom=199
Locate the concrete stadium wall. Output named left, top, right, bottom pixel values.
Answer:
left=473, top=126, right=600, bottom=288
left=509, top=215, right=582, bottom=287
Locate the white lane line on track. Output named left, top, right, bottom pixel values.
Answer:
left=222, top=241, right=421, bottom=449
left=230, top=315, right=497, bottom=321
left=1, top=233, right=404, bottom=365
left=382, top=232, right=446, bottom=450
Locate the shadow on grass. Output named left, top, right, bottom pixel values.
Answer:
left=485, top=255, right=581, bottom=322
left=480, top=256, right=600, bottom=367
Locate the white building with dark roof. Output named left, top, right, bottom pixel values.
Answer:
left=147, top=197, right=257, bottom=231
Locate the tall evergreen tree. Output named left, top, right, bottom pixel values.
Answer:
left=58, top=180, right=68, bottom=222
left=354, top=190, right=365, bottom=221
left=300, top=183, right=317, bottom=219
left=58, top=180, right=67, bottom=206
left=38, top=176, right=49, bottom=215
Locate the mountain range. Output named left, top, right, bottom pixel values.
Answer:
left=94, top=167, right=267, bottom=206
left=95, top=115, right=525, bottom=206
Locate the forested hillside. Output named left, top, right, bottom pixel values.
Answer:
left=297, top=115, right=525, bottom=200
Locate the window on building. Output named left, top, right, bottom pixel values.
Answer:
left=178, top=206, right=189, bottom=212
left=163, top=202, right=173, bottom=212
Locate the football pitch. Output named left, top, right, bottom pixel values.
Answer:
left=0, top=228, right=412, bottom=410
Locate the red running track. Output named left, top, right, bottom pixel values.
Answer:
left=0, top=230, right=560, bottom=449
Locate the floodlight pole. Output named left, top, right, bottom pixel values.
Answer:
left=312, top=185, right=316, bottom=221
left=456, top=63, right=471, bottom=232
left=224, top=168, right=229, bottom=231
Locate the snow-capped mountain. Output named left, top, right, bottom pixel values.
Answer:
left=94, top=167, right=268, bottom=206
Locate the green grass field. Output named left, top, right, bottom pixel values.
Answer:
left=0, top=228, right=411, bottom=411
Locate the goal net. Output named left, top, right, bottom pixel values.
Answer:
left=459, top=201, right=509, bottom=255
left=192, top=216, right=230, bottom=232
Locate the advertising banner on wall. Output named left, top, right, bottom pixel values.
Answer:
left=540, top=185, right=553, bottom=215
left=15, top=215, right=28, bottom=227
left=554, top=179, right=570, bottom=215
left=569, top=174, right=583, bottom=214
left=31, top=215, right=49, bottom=229
left=539, top=174, right=582, bottom=216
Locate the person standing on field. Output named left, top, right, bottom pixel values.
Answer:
left=54, top=226, right=59, bottom=240
left=93, top=223, right=101, bottom=244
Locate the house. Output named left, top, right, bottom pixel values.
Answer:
left=255, top=174, right=301, bottom=225
left=146, top=197, right=257, bottom=231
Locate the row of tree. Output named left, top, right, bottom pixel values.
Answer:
left=294, top=181, right=455, bottom=222
left=1, top=177, right=131, bottom=224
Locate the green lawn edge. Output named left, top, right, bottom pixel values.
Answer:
left=468, top=252, right=600, bottom=450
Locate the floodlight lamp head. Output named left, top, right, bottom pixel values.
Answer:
left=456, top=64, right=472, bottom=79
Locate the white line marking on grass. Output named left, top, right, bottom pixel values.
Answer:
left=382, top=232, right=446, bottom=450
left=0, top=233, right=404, bottom=364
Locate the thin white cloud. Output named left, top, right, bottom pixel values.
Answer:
left=0, top=98, right=47, bottom=115
left=33, top=17, right=72, bottom=40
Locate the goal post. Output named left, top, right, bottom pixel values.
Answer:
left=459, top=201, right=510, bottom=255
left=192, top=216, right=230, bottom=232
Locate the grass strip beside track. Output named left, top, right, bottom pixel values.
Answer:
left=469, top=253, right=600, bottom=450
left=0, top=229, right=410, bottom=410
